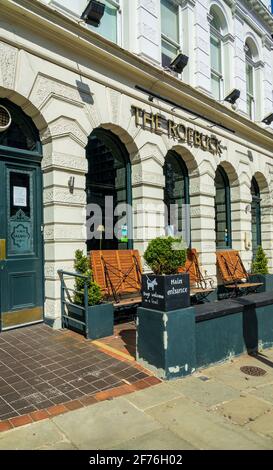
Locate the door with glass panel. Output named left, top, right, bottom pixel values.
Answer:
left=0, top=158, right=43, bottom=330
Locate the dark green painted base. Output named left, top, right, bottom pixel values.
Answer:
left=66, top=303, right=114, bottom=340
left=137, top=293, right=273, bottom=379
left=195, top=293, right=273, bottom=369
left=137, top=306, right=196, bottom=380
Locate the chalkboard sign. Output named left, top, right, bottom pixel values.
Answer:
left=141, top=273, right=190, bottom=312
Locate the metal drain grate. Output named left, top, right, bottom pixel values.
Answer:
left=240, top=366, right=267, bottom=377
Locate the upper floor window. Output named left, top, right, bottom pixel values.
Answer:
left=161, top=0, right=180, bottom=68
left=245, top=42, right=255, bottom=120
left=90, top=0, right=120, bottom=44
left=210, top=10, right=223, bottom=100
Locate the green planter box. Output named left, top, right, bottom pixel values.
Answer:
left=249, top=274, right=273, bottom=293
left=66, top=302, right=114, bottom=340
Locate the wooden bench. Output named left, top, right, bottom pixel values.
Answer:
left=90, top=250, right=142, bottom=308
left=216, top=250, right=263, bottom=296
left=178, top=248, right=214, bottom=300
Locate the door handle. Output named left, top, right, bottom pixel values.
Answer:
left=0, top=239, right=6, bottom=261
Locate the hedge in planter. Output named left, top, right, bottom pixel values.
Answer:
left=67, top=250, right=113, bottom=340
left=250, top=246, right=273, bottom=293
left=142, top=237, right=190, bottom=311
left=252, top=246, right=269, bottom=275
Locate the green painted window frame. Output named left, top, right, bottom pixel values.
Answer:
left=215, top=166, right=232, bottom=250
left=251, top=177, right=261, bottom=255
left=86, top=128, right=132, bottom=250
left=163, top=150, right=190, bottom=240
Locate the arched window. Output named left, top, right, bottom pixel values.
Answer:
left=251, top=177, right=261, bottom=255
left=210, top=9, right=224, bottom=100
left=86, top=128, right=132, bottom=251
left=0, top=99, right=40, bottom=153
left=163, top=151, right=190, bottom=241
left=215, top=166, right=231, bottom=249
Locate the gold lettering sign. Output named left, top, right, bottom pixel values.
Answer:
left=131, top=106, right=222, bottom=156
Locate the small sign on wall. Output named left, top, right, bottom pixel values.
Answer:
left=13, top=186, right=27, bottom=207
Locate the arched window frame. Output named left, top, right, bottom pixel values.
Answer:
left=0, top=98, right=41, bottom=160
left=251, top=177, right=261, bottom=254
left=215, top=166, right=232, bottom=249
left=163, top=150, right=190, bottom=241
left=86, top=127, right=133, bottom=250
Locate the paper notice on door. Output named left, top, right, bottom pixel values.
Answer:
left=13, top=186, right=27, bottom=207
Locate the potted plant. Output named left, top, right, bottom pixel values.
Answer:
left=67, top=250, right=114, bottom=340
left=250, top=246, right=273, bottom=293
left=142, top=236, right=190, bottom=311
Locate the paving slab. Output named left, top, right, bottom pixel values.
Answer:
left=111, top=428, right=196, bottom=450
left=249, top=383, right=273, bottom=406
left=168, top=376, right=240, bottom=407
left=0, top=420, right=66, bottom=450
left=212, top=395, right=273, bottom=426
left=53, top=397, right=161, bottom=450
left=246, top=410, right=273, bottom=439
left=124, top=383, right=182, bottom=411
left=39, top=442, right=78, bottom=450
left=203, top=359, right=273, bottom=391
left=146, top=397, right=273, bottom=450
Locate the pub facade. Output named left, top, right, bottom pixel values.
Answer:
left=0, top=0, right=273, bottom=330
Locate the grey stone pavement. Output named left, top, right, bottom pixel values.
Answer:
left=1, top=349, right=273, bottom=450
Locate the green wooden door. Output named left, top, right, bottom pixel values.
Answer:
left=0, top=157, right=44, bottom=330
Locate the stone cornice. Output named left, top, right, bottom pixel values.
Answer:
left=247, top=0, right=273, bottom=28
left=1, top=0, right=273, bottom=153
left=181, top=0, right=196, bottom=8
left=262, top=33, right=273, bottom=50
left=223, top=33, right=235, bottom=43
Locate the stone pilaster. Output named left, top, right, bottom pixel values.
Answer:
left=190, top=170, right=217, bottom=282
left=136, top=0, right=161, bottom=65
left=41, top=137, right=88, bottom=328
left=194, top=0, right=211, bottom=95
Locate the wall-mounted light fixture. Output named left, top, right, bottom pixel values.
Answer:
left=224, top=89, right=241, bottom=106
left=245, top=204, right=251, bottom=214
left=68, top=176, right=75, bottom=194
left=81, top=0, right=105, bottom=27
left=169, top=53, right=189, bottom=74
left=262, top=112, right=273, bottom=125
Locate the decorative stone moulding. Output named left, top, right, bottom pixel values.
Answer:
left=0, top=105, right=12, bottom=132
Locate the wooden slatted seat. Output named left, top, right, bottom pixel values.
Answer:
left=90, top=250, right=142, bottom=308
left=216, top=250, right=263, bottom=296
left=178, top=248, right=214, bottom=299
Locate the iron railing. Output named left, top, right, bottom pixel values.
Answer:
left=58, top=270, right=89, bottom=338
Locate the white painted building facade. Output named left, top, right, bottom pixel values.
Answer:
left=0, top=0, right=273, bottom=329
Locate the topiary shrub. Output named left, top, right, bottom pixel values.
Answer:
left=73, top=249, right=102, bottom=306
left=143, top=236, right=187, bottom=275
left=252, top=246, right=269, bottom=275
